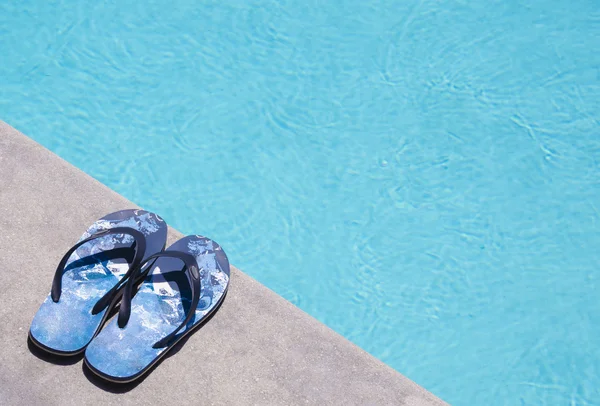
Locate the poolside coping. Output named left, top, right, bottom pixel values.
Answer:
left=0, top=121, right=446, bottom=405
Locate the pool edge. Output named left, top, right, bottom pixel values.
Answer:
left=0, top=120, right=447, bottom=405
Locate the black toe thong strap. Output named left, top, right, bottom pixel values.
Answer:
left=51, top=226, right=147, bottom=315
left=117, top=250, right=201, bottom=349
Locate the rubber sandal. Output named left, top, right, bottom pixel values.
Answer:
left=29, top=209, right=168, bottom=355
left=84, top=235, right=230, bottom=382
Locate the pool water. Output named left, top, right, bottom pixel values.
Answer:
left=2, top=1, right=599, bottom=404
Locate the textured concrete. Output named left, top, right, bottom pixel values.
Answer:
left=0, top=121, right=446, bottom=406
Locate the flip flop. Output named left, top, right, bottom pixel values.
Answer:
left=84, top=235, right=230, bottom=382
left=29, top=209, right=168, bottom=355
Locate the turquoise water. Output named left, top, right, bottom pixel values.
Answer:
left=2, top=0, right=599, bottom=403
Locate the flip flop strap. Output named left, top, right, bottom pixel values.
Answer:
left=51, top=226, right=147, bottom=316
left=117, top=250, right=201, bottom=349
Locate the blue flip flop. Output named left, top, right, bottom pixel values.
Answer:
left=29, top=209, right=168, bottom=355
left=84, top=235, right=230, bottom=382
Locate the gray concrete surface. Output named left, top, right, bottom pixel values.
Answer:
left=0, top=121, right=446, bottom=406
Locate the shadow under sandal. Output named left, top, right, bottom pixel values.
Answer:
left=29, top=209, right=168, bottom=356
left=84, top=235, right=230, bottom=383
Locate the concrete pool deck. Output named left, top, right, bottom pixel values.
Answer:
left=0, top=121, right=446, bottom=405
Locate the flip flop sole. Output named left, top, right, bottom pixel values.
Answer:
left=29, top=209, right=167, bottom=354
left=84, top=235, right=230, bottom=382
